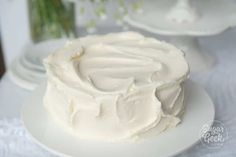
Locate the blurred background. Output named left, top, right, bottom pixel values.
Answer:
left=1, top=0, right=236, bottom=82
left=1, top=0, right=236, bottom=156
left=0, top=0, right=151, bottom=82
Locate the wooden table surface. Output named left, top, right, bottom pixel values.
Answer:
left=0, top=41, right=6, bottom=78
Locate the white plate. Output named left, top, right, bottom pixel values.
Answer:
left=9, top=39, right=68, bottom=90
left=9, top=58, right=44, bottom=90
left=21, top=81, right=215, bottom=157
left=22, top=39, right=68, bottom=72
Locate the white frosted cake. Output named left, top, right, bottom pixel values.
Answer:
left=43, top=32, right=189, bottom=142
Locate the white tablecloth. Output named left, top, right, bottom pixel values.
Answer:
left=1, top=28, right=236, bottom=157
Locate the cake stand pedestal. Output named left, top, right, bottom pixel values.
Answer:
left=169, top=36, right=214, bottom=71
left=125, top=0, right=236, bottom=72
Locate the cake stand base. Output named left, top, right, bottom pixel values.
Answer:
left=169, top=36, right=215, bottom=72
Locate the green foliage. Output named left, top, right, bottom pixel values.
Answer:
left=29, top=0, right=77, bottom=42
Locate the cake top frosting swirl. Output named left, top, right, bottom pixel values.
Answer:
left=45, top=32, right=189, bottom=95
left=43, top=32, right=189, bottom=141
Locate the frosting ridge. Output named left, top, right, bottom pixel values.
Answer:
left=43, top=32, right=189, bottom=141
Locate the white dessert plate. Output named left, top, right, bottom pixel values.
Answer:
left=21, top=80, right=215, bottom=157
left=9, top=39, right=68, bottom=90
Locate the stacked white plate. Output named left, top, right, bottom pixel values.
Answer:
left=10, top=39, right=67, bottom=90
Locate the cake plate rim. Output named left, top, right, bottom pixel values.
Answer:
left=21, top=80, right=215, bottom=157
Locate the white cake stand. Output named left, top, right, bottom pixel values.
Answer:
left=125, top=0, right=236, bottom=72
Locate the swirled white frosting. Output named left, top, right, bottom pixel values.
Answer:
left=43, top=32, right=189, bottom=141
